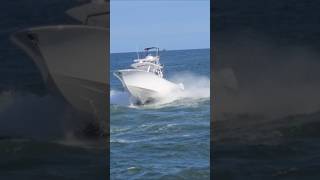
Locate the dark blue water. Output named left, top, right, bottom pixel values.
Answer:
left=110, top=49, right=210, bottom=179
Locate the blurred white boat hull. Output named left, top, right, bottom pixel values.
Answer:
left=11, top=25, right=109, bottom=127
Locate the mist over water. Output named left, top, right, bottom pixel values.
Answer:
left=216, top=34, right=320, bottom=118
left=169, top=72, right=210, bottom=99
left=110, top=89, right=130, bottom=106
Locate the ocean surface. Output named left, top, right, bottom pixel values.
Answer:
left=110, top=49, right=210, bottom=179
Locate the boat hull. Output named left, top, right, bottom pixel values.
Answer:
left=114, top=69, right=183, bottom=104
left=11, top=25, right=109, bottom=129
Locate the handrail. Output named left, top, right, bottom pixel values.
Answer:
left=85, top=11, right=109, bottom=25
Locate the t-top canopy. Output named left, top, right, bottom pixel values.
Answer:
left=143, top=47, right=160, bottom=57
left=144, top=47, right=159, bottom=51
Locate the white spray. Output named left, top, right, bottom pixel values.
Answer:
left=110, top=72, right=211, bottom=108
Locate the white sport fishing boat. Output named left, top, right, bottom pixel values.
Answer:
left=114, top=47, right=184, bottom=104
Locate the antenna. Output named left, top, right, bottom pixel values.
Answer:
left=135, top=46, right=140, bottom=60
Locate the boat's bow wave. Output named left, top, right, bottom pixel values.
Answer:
left=111, top=72, right=210, bottom=108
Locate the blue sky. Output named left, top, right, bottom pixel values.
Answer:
left=110, top=0, right=210, bottom=53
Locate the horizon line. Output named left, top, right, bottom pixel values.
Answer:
left=111, top=47, right=210, bottom=54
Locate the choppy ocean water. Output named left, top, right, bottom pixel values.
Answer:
left=110, top=49, right=210, bottom=179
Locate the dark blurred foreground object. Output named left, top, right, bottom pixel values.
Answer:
left=11, top=0, right=109, bottom=137
left=213, top=0, right=320, bottom=179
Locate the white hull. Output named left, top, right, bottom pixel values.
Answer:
left=114, top=69, right=183, bottom=104
left=11, top=25, right=109, bottom=126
